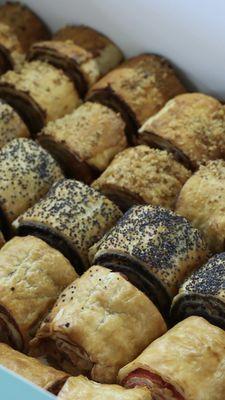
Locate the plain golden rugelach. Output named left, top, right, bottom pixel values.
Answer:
left=119, top=317, right=225, bottom=400
left=0, top=236, right=77, bottom=351
left=30, top=266, right=166, bottom=383
left=176, top=160, right=225, bottom=253
left=58, top=375, right=152, bottom=400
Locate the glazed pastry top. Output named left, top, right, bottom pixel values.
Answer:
left=176, top=159, right=225, bottom=252
left=118, top=316, right=225, bottom=400
left=31, top=266, right=166, bottom=383
left=58, top=375, right=152, bottom=400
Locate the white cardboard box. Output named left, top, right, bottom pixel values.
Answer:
left=2, top=0, right=224, bottom=99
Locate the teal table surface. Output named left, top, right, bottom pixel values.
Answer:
left=0, top=366, right=55, bottom=400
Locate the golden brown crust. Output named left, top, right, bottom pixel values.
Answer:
left=0, top=23, right=24, bottom=73
left=92, top=145, right=190, bottom=211
left=13, top=179, right=122, bottom=270
left=28, top=40, right=100, bottom=97
left=38, top=102, right=127, bottom=181
left=0, top=236, right=77, bottom=351
left=0, top=2, right=51, bottom=52
left=0, top=101, right=29, bottom=148
left=176, top=160, right=225, bottom=253
left=30, top=266, right=166, bottom=383
left=0, top=138, right=63, bottom=226
left=118, top=316, right=225, bottom=400
left=139, top=93, right=225, bottom=169
left=89, top=205, right=208, bottom=314
left=0, top=343, right=68, bottom=394
left=87, top=54, right=186, bottom=142
left=0, top=61, right=80, bottom=134
left=54, top=25, right=123, bottom=76
left=58, top=376, right=152, bottom=400
left=0, top=231, right=5, bottom=249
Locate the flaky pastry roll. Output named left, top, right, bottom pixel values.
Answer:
left=54, top=25, right=123, bottom=77
left=119, top=316, right=225, bottom=400
left=0, top=23, right=24, bottom=74
left=171, top=252, right=225, bottom=330
left=0, top=2, right=50, bottom=74
left=28, top=40, right=100, bottom=97
left=38, top=102, right=127, bottom=182
left=0, top=2, right=50, bottom=52
left=58, top=375, right=152, bottom=400
left=92, top=146, right=190, bottom=211
left=29, top=24, right=123, bottom=97
left=176, top=160, right=225, bottom=253
left=13, top=179, right=122, bottom=272
left=0, top=60, right=80, bottom=134
left=0, top=235, right=77, bottom=351
left=30, top=266, right=166, bottom=383
left=0, top=138, right=63, bottom=235
left=89, top=205, right=208, bottom=315
left=0, top=101, right=29, bottom=149
left=139, top=93, right=225, bottom=170
left=87, top=54, right=185, bottom=143
left=0, top=231, right=5, bottom=249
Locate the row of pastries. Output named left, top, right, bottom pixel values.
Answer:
left=2, top=315, right=225, bottom=400
left=0, top=2, right=224, bottom=400
left=0, top=259, right=225, bottom=400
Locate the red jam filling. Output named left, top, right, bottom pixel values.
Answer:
left=123, top=368, right=185, bottom=400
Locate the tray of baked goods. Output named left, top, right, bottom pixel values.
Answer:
left=0, top=1, right=224, bottom=399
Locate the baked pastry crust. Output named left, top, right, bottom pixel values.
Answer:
left=0, top=61, right=80, bottom=134
left=139, top=93, right=225, bottom=170
left=0, top=138, right=63, bottom=229
left=176, top=160, right=225, bottom=253
left=92, top=145, right=190, bottom=211
left=13, top=179, right=122, bottom=271
left=58, top=375, right=152, bottom=400
left=87, top=54, right=185, bottom=143
left=171, top=252, right=225, bottom=330
left=0, top=231, right=5, bottom=249
left=0, top=235, right=77, bottom=351
left=0, top=343, right=68, bottom=394
left=0, top=23, right=24, bottom=74
left=30, top=266, right=166, bottom=383
left=28, top=40, right=100, bottom=97
left=0, top=101, right=29, bottom=149
left=0, top=0, right=50, bottom=74
left=89, top=205, right=208, bottom=315
left=53, top=25, right=123, bottom=77
left=38, top=101, right=127, bottom=181
left=0, top=2, right=51, bottom=53
left=118, top=316, right=225, bottom=400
